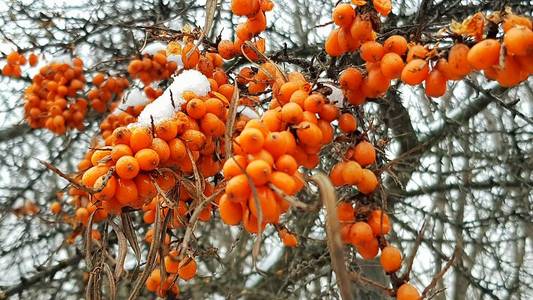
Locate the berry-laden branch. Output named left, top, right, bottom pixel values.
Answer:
left=6, top=0, right=530, bottom=299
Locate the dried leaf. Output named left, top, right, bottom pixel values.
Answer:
left=224, top=82, right=239, bottom=159
left=450, top=12, right=485, bottom=41
left=127, top=203, right=163, bottom=300
left=85, top=209, right=97, bottom=269
left=110, top=220, right=127, bottom=280
left=121, top=212, right=141, bottom=268
left=103, top=263, right=117, bottom=300
left=204, top=0, right=219, bottom=36
left=311, top=173, right=353, bottom=300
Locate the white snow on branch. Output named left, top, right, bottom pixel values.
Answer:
left=135, top=70, right=211, bottom=126
left=142, top=42, right=167, bottom=55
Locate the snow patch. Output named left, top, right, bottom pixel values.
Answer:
left=113, top=88, right=150, bottom=114
left=142, top=42, right=167, bottom=55
left=238, top=106, right=260, bottom=119
left=135, top=70, right=211, bottom=126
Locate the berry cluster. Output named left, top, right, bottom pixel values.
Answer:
left=24, top=58, right=87, bottom=134
left=2, top=51, right=38, bottom=77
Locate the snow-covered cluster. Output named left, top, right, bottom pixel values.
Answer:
left=142, top=41, right=183, bottom=68
left=112, top=88, right=150, bottom=114
left=135, top=70, right=211, bottom=126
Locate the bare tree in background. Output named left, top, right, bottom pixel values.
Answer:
left=0, top=0, right=531, bottom=299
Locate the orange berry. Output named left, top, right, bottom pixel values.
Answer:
left=380, top=52, right=405, bottom=79
left=186, top=98, right=207, bottom=119
left=397, top=283, right=421, bottom=300
left=281, top=102, right=304, bottom=124
left=50, top=201, right=62, bottom=215
left=329, top=162, right=346, bottom=186
left=383, top=35, right=408, bottom=55
left=178, top=257, right=197, bottom=281
left=135, top=174, right=157, bottom=200
left=279, top=229, right=298, bottom=247
left=93, top=175, right=117, bottom=201
left=168, top=138, right=187, bottom=161
left=367, top=210, right=391, bottom=236
left=155, top=119, right=178, bottom=141
left=115, top=155, right=140, bottom=179
left=219, top=194, right=243, bottom=225
left=467, top=39, right=501, bottom=70
left=356, top=238, right=379, bottom=260
left=296, top=121, right=323, bottom=147
left=350, top=221, right=374, bottom=246
left=425, top=69, right=447, bottom=98
left=357, top=169, right=379, bottom=194
left=342, top=161, right=363, bottom=184
left=325, top=29, right=346, bottom=57
left=150, top=138, right=170, bottom=163
left=275, top=154, right=298, bottom=175
left=339, top=67, right=363, bottom=91
left=380, top=245, right=402, bottom=273
left=246, top=159, right=272, bottom=185
left=111, top=144, right=133, bottom=162
left=353, top=141, right=376, bottom=166
left=401, top=59, right=429, bottom=85
left=338, top=113, right=357, bottom=133
left=448, top=43, right=472, bottom=77
left=337, top=202, right=354, bottom=222
left=504, top=26, right=533, bottom=56
left=238, top=128, right=265, bottom=154
left=248, top=186, right=280, bottom=223
left=332, top=3, right=355, bottom=28
left=130, top=127, right=153, bottom=153
left=115, top=178, right=139, bottom=205
left=181, top=129, right=206, bottom=151
left=135, top=148, right=160, bottom=171
left=165, top=255, right=180, bottom=273
left=269, top=171, right=297, bottom=195
left=263, top=132, right=289, bottom=159
left=360, top=41, right=384, bottom=63
left=231, top=0, right=260, bottom=16
left=226, top=174, right=251, bottom=202
left=303, top=94, right=326, bottom=113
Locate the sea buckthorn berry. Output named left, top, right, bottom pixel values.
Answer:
left=238, top=128, right=265, bottom=154
left=246, top=159, right=272, bottom=185
left=467, top=39, right=501, bottom=70
left=367, top=210, right=391, bottom=236
left=350, top=221, right=374, bottom=246
left=380, top=245, right=402, bottom=273
left=342, top=161, right=363, bottom=184
left=383, top=35, right=408, bottom=55
left=135, top=148, right=160, bottom=171
left=338, top=113, right=357, bottom=133
left=356, top=238, right=379, bottom=260
left=332, top=3, right=355, bottom=28
left=353, top=141, right=376, bottom=166
left=360, top=41, right=384, bottom=63
left=339, top=67, right=363, bottom=91
left=401, top=59, right=429, bottom=85
left=115, top=155, right=140, bottom=179
left=357, top=169, right=379, bottom=194
left=396, top=283, right=421, bottom=300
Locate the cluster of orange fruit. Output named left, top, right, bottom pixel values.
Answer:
left=2, top=51, right=38, bottom=77
left=337, top=206, right=419, bottom=299
left=217, top=0, right=274, bottom=60
left=328, top=4, right=532, bottom=104
left=87, top=73, right=130, bottom=113
left=330, top=139, right=379, bottom=194
left=23, top=58, right=88, bottom=134
left=127, top=51, right=179, bottom=85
